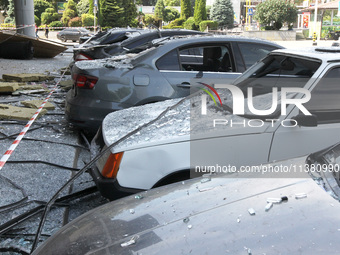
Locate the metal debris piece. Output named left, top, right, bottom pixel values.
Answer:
left=134, top=194, right=143, bottom=200
left=295, top=193, right=307, bottom=199
left=265, top=202, right=273, bottom=212
left=183, top=217, right=190, bottom=223
left=129, top=209, right=135, bottom=214
left=237, top=218, right=241, bottom=223
left=120, top=235, right=139, bottom=247
left=267, top=197, right=282, bottom=204
left=248, top=208, right=256, bottom=216
left=187, top=224, right=192, bottom=229
left=200, top=178, right=211, bottom=183
left=199, top=187, right=213, bottom=192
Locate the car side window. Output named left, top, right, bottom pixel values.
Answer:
left=238, top=43, right=278, bottom=69
left=305, top=67, right=340, bottom=123
left=156, top=49, right=180, bottom=71
left=178, top=45, right=231, bottom=72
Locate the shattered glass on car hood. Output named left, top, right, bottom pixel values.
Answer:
left=102, top=88, right=297, bottom=153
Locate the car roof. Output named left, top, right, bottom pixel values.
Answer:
left=152, top=34, right=282, bottom=48
left=271, top=47, right=340, bottom=62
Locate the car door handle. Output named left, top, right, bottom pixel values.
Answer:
left=177, top=82, right=191, bottom=88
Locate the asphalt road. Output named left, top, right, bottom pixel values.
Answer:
left=0, top=47, right=108, bottom=254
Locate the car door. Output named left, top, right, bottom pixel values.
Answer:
left=269, top=64, right=340, bottom=162
left=157, top=43, right=242, bottom=98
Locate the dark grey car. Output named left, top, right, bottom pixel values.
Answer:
left=66, top=36, right=283, bottom=131
left=57, top=28, right=92, bottom=42
left=32, top=142, right=340, bottom=254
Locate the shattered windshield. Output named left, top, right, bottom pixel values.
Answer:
left=221, top=54, right=322, bottom=118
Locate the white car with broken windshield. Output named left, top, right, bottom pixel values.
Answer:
left=91, top=47, right=340, bottom=200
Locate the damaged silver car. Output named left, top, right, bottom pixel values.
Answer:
left=32, top=142, right=340, bottom=254
left=65, top=35, right=282, bottom=131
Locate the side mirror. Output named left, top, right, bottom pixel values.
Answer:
left=291, top=114, right=318, bottom=127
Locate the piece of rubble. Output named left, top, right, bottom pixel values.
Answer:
left=60, top=67, right=71, bottom=75
left=12, top=89, right=47, bottom=95
left=0, top=104, right=47, bottom=120
left=0, top=82, right=22, bottom=93
left=21, top=100, right=55, bottom=110
left=2, top=73, right=54, bottom=82
left=59, top=80, right=73, bottom=90
left=19, top=84, right=48, bottom=91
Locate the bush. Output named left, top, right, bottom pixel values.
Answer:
left=69, top=17, right=82, bottom=27
left=41, top=8, right=59, bottom=25
left=183, top=17, right=197, bottom=30
left=164, top=18, right=185, bottom=29
left=199, top=20, right=218, bottom=31
left=49, top=21, right=64, bottom=27
left=81, top=13, right=94, bottom=27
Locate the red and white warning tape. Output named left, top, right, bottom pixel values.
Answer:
left=0, top=71, right=66, bottom=171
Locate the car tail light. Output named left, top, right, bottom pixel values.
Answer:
left=75, top=53, right=93, bottom=61
left=101, top=152, right=124, bottom=179
left=73, top=73, right=98, bottom=89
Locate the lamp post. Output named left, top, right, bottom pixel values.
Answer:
left=313, top=0, right=318, bottom=45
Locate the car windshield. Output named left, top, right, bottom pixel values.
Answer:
left=79, top=28, right=88, bottom=32
left=225, top=54, right=322, bottom=118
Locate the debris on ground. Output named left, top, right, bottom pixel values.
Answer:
left=60, top=67, right=71, bottom=75
left=21, top=100, right=55, bottom=110
left=2, top=73, right=54, bottom=82
left=0, top=82, right=23, bottom=93
left=59, top=79, right=73, bottom=90
left=0, top=104, right=47, bottom=120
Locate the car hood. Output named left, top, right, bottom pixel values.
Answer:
left=102, top=90, right=289, bottom=153
left=32, top=156, right=340, bottom=254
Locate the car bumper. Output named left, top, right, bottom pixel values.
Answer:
left=65, top=90, right=128, bottom=132
left=89, top=129, right=143, bottom=200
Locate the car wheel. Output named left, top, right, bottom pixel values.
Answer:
left=61, top=36, right=67, bottom=42
left=72, top=40, right=76, bottom=42
left=325, top=34, right=329, bottom=40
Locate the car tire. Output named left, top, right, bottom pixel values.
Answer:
left=325, top=34, right=329, bottom=40
left=61, top=36, right=67, bottom=42
left=72, top=40, right=76, bottom=42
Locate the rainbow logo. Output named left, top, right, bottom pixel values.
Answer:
left=198, top=82, right=223, bottom=106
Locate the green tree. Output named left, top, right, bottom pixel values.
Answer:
left=4, top=0, right=15, bottom=24
left=163, top=7, right=180, bottom=23
left=121, top=0, right=138, bottom=26
left=89, top=0, right=94, bottom=14
left=82, top=13, right=94, bottom=26
left=0, top=0, right=9, bottom=10
left=34, top=0, right=53, bottom=21
left=194, top=0, right=206, bottom=26
left=180, top=0, right=191, bottom=19
left=255, top=0, right=297, bottom=30
left=154, top=0, right=165, bottom=19
left=99, top=0, right=124, bottom=27
left=77, top=0, right=90, bottom=15
left=41, top=7, right=59, bottom=25
left=210, top=0, right=234, bottom=29
left=164, top=0, right=180, bottom=6
left=61, top=0, right=78, bottom=26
